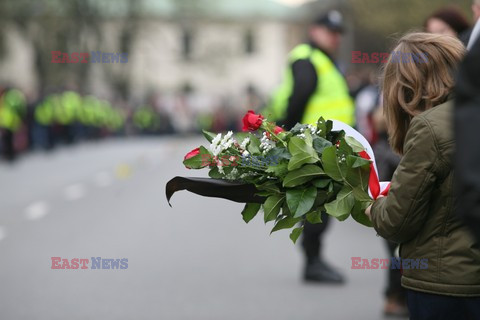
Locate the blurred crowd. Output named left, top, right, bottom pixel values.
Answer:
left=0, top=88, right=125, bottom=162
left=0, top=86, right=263, bottom=162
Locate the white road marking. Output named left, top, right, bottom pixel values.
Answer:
left=25, top=201, right=50, bottom=220
left=0, top=226, right=6, bottom=241
left=94, top=172, right=112, bottom=187
left=64, top=184, right=86, bottom=200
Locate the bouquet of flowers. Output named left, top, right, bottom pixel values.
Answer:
left=169, top=110, right=388, bottom=243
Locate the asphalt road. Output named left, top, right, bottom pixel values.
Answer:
left=0, top=136, right=400, bottom=320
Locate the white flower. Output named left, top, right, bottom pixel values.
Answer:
left=221, top=131, right=233, bottom=143
left=260, top=138, right=275, bottom=154
left=210, top=133, right=223, bottom=156
left=220, top=131, right=234, bottom=149
left=210, top=131, right=235, bottom=156
left=217, top=161, right=225, bottom=174
left=211, top=133, right=221, bottom=146
left=240, top=137, right=250, bottom=150
left=260, top=132, right=269, bottom=143
left=242, top=150, right=250, bottom=156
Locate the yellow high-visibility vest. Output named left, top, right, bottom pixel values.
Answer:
left=35, top=100, right=54, bottom=125
left=0, top=105, right=21, bottom=131
left=0, top=94, right=22, bottom=131
left=267, top=44, right=354, bottom=126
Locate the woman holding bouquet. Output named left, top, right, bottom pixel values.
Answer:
left=366, top=33, right=480, bottom=319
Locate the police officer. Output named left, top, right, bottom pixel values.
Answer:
left=0, top=88, right=26, bottom=161
left=267, top=10, right=354, bottom=283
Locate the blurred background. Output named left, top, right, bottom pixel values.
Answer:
left=0, top=0, right=474, bottom=319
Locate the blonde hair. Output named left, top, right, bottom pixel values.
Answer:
left=382, top=32, right=465, bottom=154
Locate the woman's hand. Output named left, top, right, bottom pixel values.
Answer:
left=365, top=204, right=373, bottom=221
left=365, top=196, right=384, bottom=221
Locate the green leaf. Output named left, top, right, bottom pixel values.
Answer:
left=202, top=130, right=217, bottom=143
left=316, top=117, right=327, bottom=138
left=321, top=145, right=343, bottom=181
left=337, top=138, right=354, bottom=157
left=352, top=186, right=372, bottom=202
left=223, top=165, right=234, bottom=176
left=247, top=135, right=261, bottom=154
left=304, top=130, right=313, bottom=147
left=351, top=200, right=374, bottom=227
left=266, top=160, right=289, bottom=178
left=263, top=195, right=284, bottom=223
left=235, top=132, right=250, bottom=145
left=241, top=203, right=261, bottom=223
left=345, top=155, right=370, bottom=196
left=313, top=137, right=332, bottom=154
left=324, top=185, right=355, bottom=221
left=345, top=136, right=366, bottom=153
left=283, top=165, right=325, bottom=187
left=286, top=186, right=317, bottom=218
left=288, top=135, right=318, bottom=157
left=255, top=191, right=275, bottom=197
left=328, top=128, right=345, bottom=143
left=306, top=209, right=323, bottom=224
left=289, top=227, right=304, bottom=244
left=349, top=155, right=371, bottom=168
left=311, top=178, right=331, bottom=189
left=265, top=147, right=291, bottom=161
left=314, top=190, right=329, bottom=207
left=256, top=180, right=281, bottom=194
left=208, top=166, right=223, bottom=178
left=182, top=146, right=211, bottom=169
left=287, top=134, right=319, bottom=171
left=290, top=123, right=309, bottom=134
left=324, top=120, right=333, bottom=136
left=271, top=216, right=302, bottom=233
left=331, top=181, right=343, bottom=195
left=288, top=136, right=309, bottom=155
left=287, top=152, right=318, bottom=171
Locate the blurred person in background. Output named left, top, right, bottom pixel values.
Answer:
left=0, top=87, right=26, bottom=162
left=371, top=103, right=408, bottom=318
left=356, top=73, right=408, bottom=316
left=265, top=10, right=355, bottom=284
left=473, top=0, right=480, bottom=20
left=353, top=67, right=379, bottom=144
left=366, top=33, right=480, bottom=319
left=461, top=0, right=480, bottom=44
left=424, top=6, right=471, bottom=43
left=455, top=21, right=480, bottom=243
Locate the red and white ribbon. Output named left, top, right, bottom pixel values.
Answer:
left=331, top=120, right=391, bottom=200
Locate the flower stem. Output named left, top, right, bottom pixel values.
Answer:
left=265, top=127, right=287, bottom=148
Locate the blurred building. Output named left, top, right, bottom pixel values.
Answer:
left=0, top=0, right=313, bottom=115
left=128, top=0, right=305, bottom=106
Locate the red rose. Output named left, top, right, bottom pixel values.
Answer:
left=274, top=126, right=284, bottom=135
left=242, top=110, right=264, bottom=132
left=184, top=147, right=200, bottom=169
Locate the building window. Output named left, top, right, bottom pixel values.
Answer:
left=182, top=29, right=193, bottom=60
left=244, top=29, right=255, bottom=54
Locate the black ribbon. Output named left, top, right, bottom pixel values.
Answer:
left=165, top=177, right=266, bottom=207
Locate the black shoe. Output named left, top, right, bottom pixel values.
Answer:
left=303, top=259, right=345, bottom=284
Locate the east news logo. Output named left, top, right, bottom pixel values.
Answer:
left=51, top=51, right=128, bottom=64
left=51, top=257, right=128, bottom=269
left=351, top=257, right=428, bottom=269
